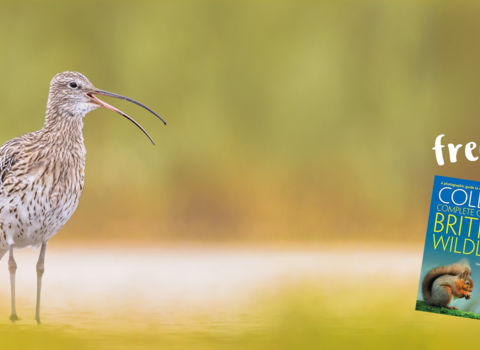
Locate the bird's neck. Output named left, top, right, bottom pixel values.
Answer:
left=41, top=105, right=85, bottom=149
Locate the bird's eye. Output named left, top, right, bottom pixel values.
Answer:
left=69, top=82, right=78, bottom=89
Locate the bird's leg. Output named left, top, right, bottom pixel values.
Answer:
left=8, top=245, right=19, bottom=322
left=35, top=241, right=48, bottom=324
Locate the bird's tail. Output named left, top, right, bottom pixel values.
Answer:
left=0, top=248, right=7, bottom=261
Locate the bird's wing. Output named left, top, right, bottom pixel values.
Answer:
left=0, top=137, right=24, bottom=187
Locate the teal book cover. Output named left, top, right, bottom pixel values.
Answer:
left=417, top=175, right=480, bottom=319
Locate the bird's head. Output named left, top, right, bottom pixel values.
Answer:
left=47, top=71, right=165, bottom=145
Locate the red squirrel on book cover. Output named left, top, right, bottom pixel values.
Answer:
left=422, top=262, right=474, bottom=309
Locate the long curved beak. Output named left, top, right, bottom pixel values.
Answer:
left=87, top=89, right=166, bottom=145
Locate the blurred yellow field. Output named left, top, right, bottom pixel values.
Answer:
left=0, top=245, right=475, bottom=349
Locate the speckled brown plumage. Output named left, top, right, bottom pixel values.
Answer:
left=0, top=71, right=164, bottom=323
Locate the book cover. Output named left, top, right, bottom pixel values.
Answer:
left=416, top=175, right=480, bottom=319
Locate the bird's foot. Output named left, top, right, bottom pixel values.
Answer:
left=9, top=313, right=19, bottom=322
left=35, top=316, right=41, bottom=325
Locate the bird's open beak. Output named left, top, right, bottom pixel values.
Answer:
left=87, top=89, right=166, bottom=145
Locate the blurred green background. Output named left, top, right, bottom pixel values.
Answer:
left=0, top=0, right=448, bottom=244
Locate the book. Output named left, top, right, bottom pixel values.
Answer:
left=416, top=175, right=480, bottom=320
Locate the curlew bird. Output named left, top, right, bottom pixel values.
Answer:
left=0, top=71, right=165, bottom=323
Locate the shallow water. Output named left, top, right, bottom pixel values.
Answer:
left=0, top=245, right=460, bottom=350
left=0, top=245, right=419, bottom=329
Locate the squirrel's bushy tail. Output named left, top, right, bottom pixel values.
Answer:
left=422, top=263, right=469, bottom=301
